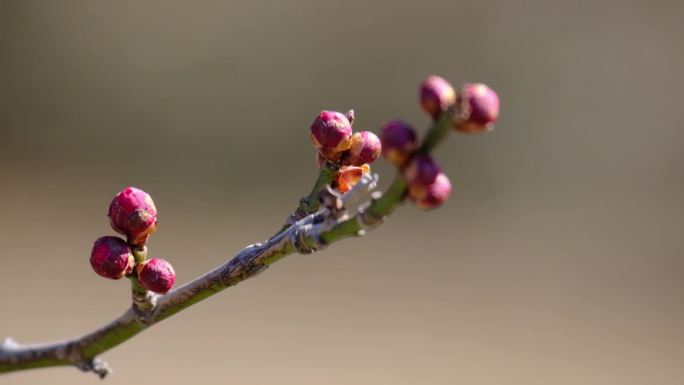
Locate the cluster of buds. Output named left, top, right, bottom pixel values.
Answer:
left=310, top=110, right=382, bottom=193
left=376, top=75, right=500, bottom=209
left=89, top=187, right=176, bottom=294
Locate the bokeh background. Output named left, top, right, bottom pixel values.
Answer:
left=1, top=1, right=683, bottom=384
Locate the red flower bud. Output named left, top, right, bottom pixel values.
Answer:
left=344, top=131, right=381, bottom=166
left=420, top=75, right=456, bottom=118
left=379, top=120, right=418, bottom=167
left=408, top=172, right=452, bottom=210
left=310, top=111, right=353, bottom=160
left=403, top=154, right=441, bottom=186
left=108, top=187, right=158, bottom=246
left=334, top=164, right=370, bottom=193
left=455, top=83, right=500, bottom=133
left=136, top=258, right=176, bottom=294
left=90, top=236, right=134, bottom=279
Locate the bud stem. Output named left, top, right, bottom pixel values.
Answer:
left=419, top=110, right=453, bottom=155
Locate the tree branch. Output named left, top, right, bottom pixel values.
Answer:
left=0, top=111, right=454, bottom=378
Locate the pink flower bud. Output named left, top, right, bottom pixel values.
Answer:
left=420, top=75, right=456, bottom=118
left=455, top=83, right=500, bottom=133
left=90, top=236, right=135, bottom=279
left=403, top=154, right=441, bottom=186
left=408, top=172, right=452, bottom=210
left=136, top=258, right=176, bottom=294
left=344, top=131, right=381, bottom=166
left=310, top=111, right=353, bottom=160
left=334, top=164, right=370, bottom=193
left=379, top=120, right=418, bottom=167
left=108, top=187, right=158, bottom=246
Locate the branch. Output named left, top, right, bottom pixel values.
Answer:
left=0, top=111, right=454, bottom=378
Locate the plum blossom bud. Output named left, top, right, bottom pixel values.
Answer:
left=344, top=131, right=382, bottom=166
left=334, top=164, right=370, bottom=193
left=403, top=154, right=441, bottom=186
left=454, top=83, right=500, bottom=133
left=310, top=111, right=353, bottom=161
left=108, top=187, right=158, bottom=246
left=379, top=120, right=418, bottom=167
left=90, top=236, right=134, bottom=279
left=136, top=258, right=176, bottom=294
left=420, top=75, right=456, bottom=118
left=408, top=172, right=452, bottom=210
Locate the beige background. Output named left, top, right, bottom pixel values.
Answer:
left=1, top=1, right=683, bottom=384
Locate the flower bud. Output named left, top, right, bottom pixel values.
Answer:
left=408, top=172, right=452, bottom=210
left=379, top=120, right=418, bottom=167
left=108, top=187, right=158, bottom=246
left=334, top=164, right=370, bottom=193
left=403, top=154, right=441, bottom=186
left=344, top=131, right=381, bottom=166
left=310, top=111, right=353, bottom=160
left=90, top=236, right=134, bottom=279
left=420, top=75, right=456, bottom=118
left=136, top=258, right=176, bottom=294
left=454, top=83, right=500, bottom=133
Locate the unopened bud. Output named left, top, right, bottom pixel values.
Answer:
left=90, top=236, right=134, bottom=279
left=403, top=154, right=441, bottom=186
left=136, top=258, right=176, bottom=294
left=454, top=83, right=500, bottom=133
left=379, top=120, right=418, bottom=167
left=420, top=75, right=456, bottom=118
left=310, top=111, right=353, bottom=161
left=408, top=172, right=452, bottom=210
left=344, top=131, right=382, bottom=166
left=108, top=187, right=158, bottom=246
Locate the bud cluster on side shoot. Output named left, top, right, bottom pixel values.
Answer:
left=309, top=110, right=383, bottom=194
left=89, top=187, right=176, bottom=294
left=375, top=75, right=499, bottom=210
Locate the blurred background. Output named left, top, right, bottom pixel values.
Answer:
left=1, top=1, right=682, bottom=384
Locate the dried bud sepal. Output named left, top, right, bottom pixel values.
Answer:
left=335, top=164, right=371, bottom=193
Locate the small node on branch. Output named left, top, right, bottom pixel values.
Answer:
left=454, top=83, right=500, bottom=133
